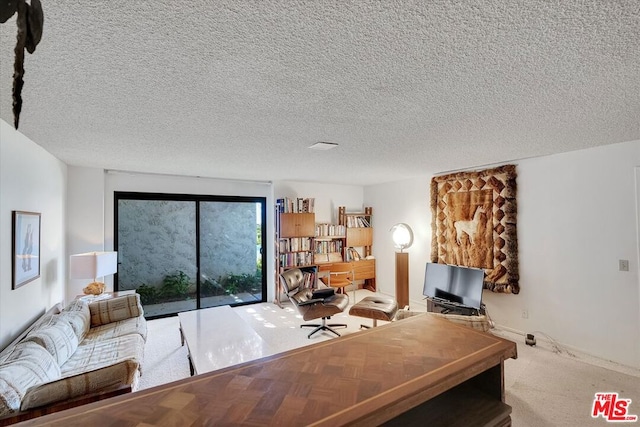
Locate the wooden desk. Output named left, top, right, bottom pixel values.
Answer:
left=318, top=259, right=376, bottom=291
left=19, top=314, right=517, bottom=426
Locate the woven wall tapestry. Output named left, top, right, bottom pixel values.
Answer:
left=430, top=164, right=519, bottom=294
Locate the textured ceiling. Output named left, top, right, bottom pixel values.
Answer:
left=1, top=1, right=638, bottom=185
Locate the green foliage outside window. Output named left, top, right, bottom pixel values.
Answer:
left=161, top=270, right=191, bottom=299
left=137, top=268, right=263, bottom=305
left=137, top=283, right=159, bottom=305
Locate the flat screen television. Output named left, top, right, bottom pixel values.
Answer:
left=422, top=262, right=485, bottom=310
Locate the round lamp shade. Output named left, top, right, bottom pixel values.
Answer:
left=390, top=223, right=413, bottom=251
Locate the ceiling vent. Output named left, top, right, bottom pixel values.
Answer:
left=308, top=141, right=339, bottom=151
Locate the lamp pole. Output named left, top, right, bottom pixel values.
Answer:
left=390, top=223, right=413, bottom=310
left=395, top=252, right=409, bottom=309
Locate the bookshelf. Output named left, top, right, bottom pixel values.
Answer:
left=275, top=198, right=317, bottom=307
left=314, top=223, right=346, bottom=264
left=338, top=206, right=376, bottom=291
left=338, top=206, right=373, bottom=259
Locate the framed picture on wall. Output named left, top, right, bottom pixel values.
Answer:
left=12, top=211, right=41, bottom=289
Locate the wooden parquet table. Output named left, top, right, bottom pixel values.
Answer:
left=17, top=313, right=517, bottom=426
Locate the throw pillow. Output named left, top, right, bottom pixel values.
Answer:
left=89, top=294, right=143, bottom=326
left=24, top=319, right=79, bottom=365
left=61, top=299, right=91, bottom=341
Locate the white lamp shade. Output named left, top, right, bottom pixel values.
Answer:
left=70, top=252, right=118, bottom=280
left=390, top=223, right=414, bottom=251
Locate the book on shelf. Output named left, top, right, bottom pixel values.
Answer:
left=315, top=223, right=346, bottom=238
left=276, top=197, right=315, bottom=213
left=279, top=252, right=314, bottom=268
left=314, top=252, right=343, bottom=264
left=279, top=237, right=312, bottom=252
left=347, top=247, right=362, bottom=261
left=302, top=270, right=316, bottom=289
left=315, top=239, right=344, bottom=255
left=346, top=215, right=371, bottom=227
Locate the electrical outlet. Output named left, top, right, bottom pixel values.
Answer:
left=521, top=309, right=528, bottom=319
left=526, top=333, right=536, bottom=346
left=619, top=259, right=629, bottom=272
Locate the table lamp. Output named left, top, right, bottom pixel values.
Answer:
left=70, top=251, right=118, bottom=295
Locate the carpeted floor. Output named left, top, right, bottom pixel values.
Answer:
left=139, top=291, right=640, bottom=426
left=138, top=316, right=190, bottom=388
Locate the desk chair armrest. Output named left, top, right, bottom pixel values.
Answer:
left=329, top=271, right=353, bottom=277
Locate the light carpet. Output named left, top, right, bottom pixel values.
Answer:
left=139, top=292, right=640, bottom=426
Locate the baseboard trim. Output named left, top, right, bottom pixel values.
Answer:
left=491, top=325, right=640, bottom=378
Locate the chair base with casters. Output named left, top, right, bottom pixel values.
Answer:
left=300, top=316, right=347, bottom=338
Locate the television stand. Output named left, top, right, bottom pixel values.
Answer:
left=428, top=298, right=485, bottom=316
left=425, top=298, right=491, bottom=332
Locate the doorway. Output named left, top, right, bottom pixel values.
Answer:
left=114, top=192, right=266, bottom=318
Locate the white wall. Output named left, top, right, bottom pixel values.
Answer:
left=500, top=140, right=639, bottom=368
left=364, top=177, right=434, bottom=303
left=66, top=167, right=106, bottom=300
left=365, top=139, right=640, bottom=369
left=0, top=120, right=67, bottom=350
left=274, top=181, right=364, bottom=223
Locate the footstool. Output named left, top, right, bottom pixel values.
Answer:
left=349, top=296, right=398, bottom=329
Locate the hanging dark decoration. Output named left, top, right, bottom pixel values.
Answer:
left=1, top=0, right=44, bottom=129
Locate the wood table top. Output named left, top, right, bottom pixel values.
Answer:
left=19, top=313, right=517, bottom=427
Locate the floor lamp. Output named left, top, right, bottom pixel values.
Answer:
left=390, top=223, right=413, bottom=310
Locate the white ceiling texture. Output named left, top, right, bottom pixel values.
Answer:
left=1, top=1, right=638, bottom=185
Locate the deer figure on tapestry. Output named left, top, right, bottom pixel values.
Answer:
left=454, top=206, right=486, bottom=246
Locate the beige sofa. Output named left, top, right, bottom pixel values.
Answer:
left=0, top=294, right=146, bottom=424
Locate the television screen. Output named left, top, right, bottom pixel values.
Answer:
left=422, top=262, right=484, bottom=310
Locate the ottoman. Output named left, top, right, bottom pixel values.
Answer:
left=349, top=296, right=398, bottom=329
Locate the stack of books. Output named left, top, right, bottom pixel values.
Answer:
left=276, top=197, right=315, bottom=213
left=346, top=215, right=370, bottom=227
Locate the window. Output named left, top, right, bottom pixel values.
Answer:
left=115, top=192, right=266, bottom=318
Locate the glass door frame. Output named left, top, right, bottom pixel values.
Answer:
left=114, top=191, right=267, bottom=317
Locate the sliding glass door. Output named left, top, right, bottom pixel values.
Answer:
left=115, top=192, right=266, bottom=318
left=116, top=198, right=197, bottom=316
left=199, top=201, right=263, bottom=309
